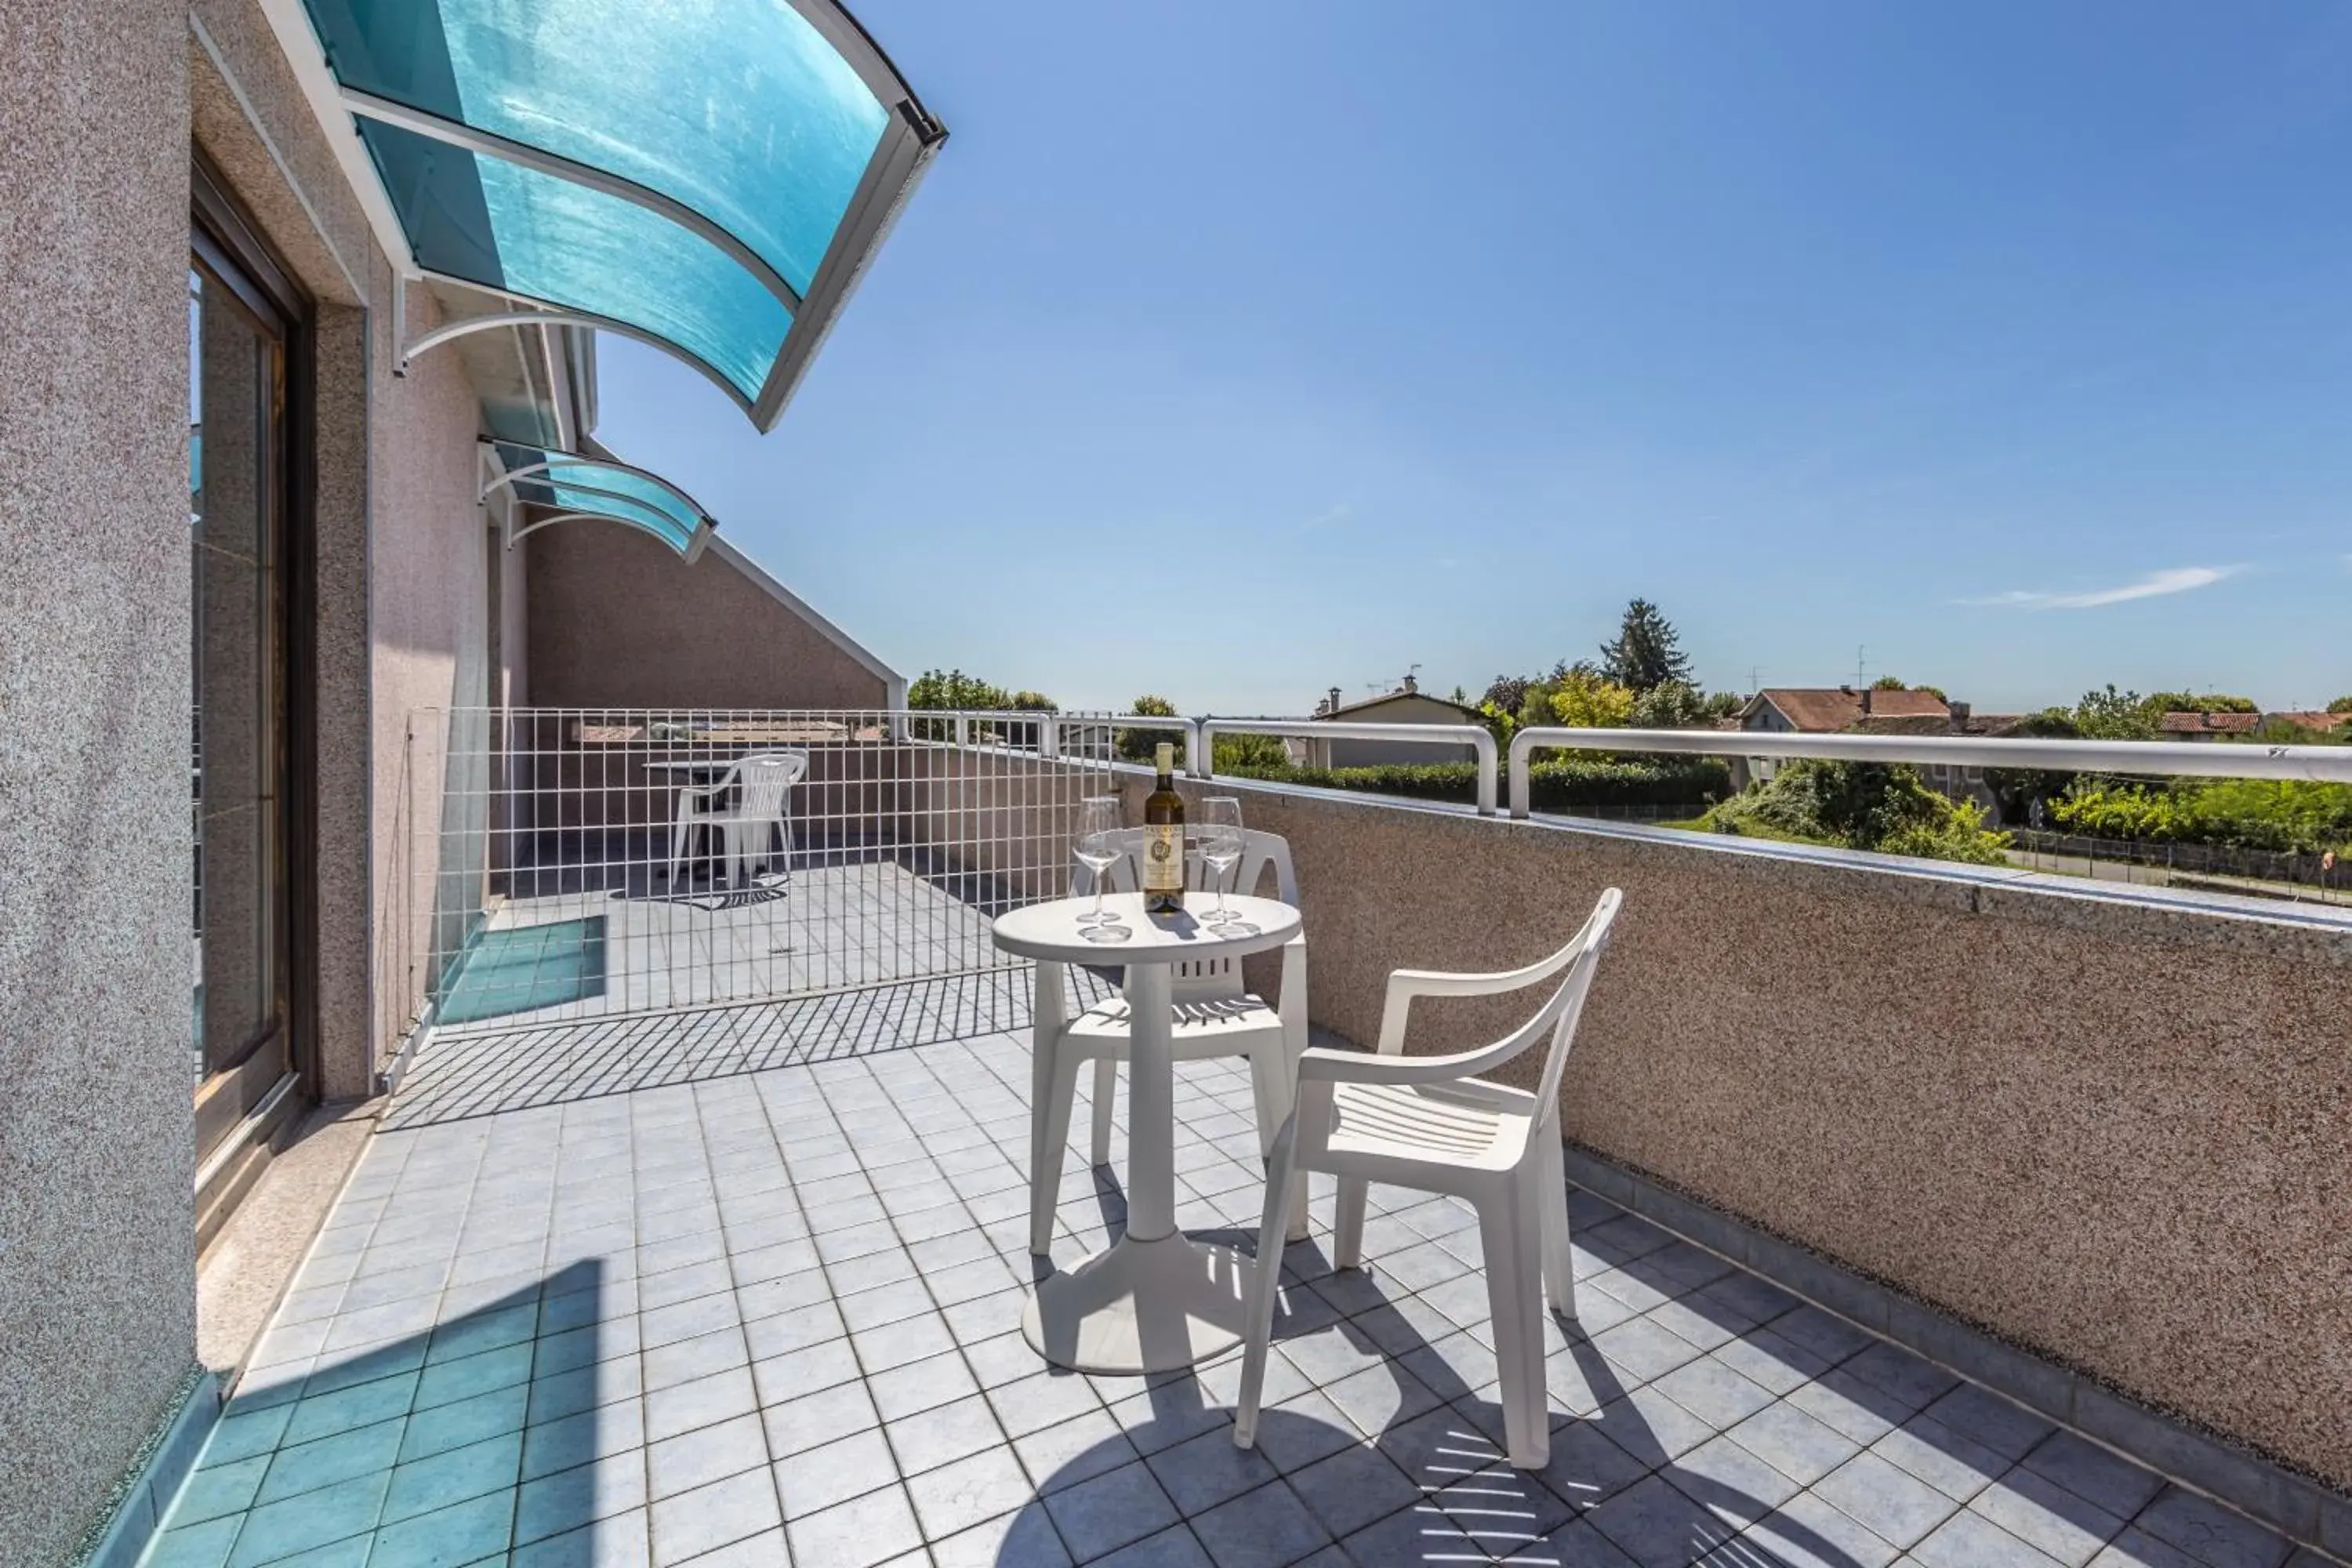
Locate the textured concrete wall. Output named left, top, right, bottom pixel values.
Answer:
left=527, top=524, right=892, bottom=712
left=0, top=0, right=201, bottom=1561
left=1176, top=779, right=2352, bottom=1494
left=367, top=279, right=493, bottom=1076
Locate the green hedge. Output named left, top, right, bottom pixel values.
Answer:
left=1218, top=756, right=1730, bottom=811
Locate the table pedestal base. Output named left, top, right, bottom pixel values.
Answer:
left=1022, top=1232, right=1252, bottom=1374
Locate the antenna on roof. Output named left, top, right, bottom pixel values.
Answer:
left=1855, top=646, right=1868, bottom=689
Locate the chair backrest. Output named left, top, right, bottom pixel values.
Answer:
left=1469, top=888, right=1621, bottom=1131
left=724, top=751, right=806, bottom=823
left=1075, top=827, right=1299, bottom=999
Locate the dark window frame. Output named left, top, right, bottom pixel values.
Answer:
left=191, top=153, right=321, bottom=1114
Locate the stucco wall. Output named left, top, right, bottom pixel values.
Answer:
left=368, top=281, right=495, bottom=1076
left=0, top=0, right=201, bottom=1560
left=526, top=524, right=894, bottom=712
left=1168, top=777, right=2352, bottom=1494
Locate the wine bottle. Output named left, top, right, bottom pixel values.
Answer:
left=1142, top=742, right=1185, bottom=914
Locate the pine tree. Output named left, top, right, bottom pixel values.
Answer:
left=1597, top=599, right=1692, bottom=692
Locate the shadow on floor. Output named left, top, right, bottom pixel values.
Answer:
left=147, top=1261, right=612, bottom=1566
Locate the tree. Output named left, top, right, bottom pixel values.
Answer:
left=1116, top=694, right=1181, bottom=762
left=2147, top=691, right=2256, bottom=715
left=1982, top=710, right=2083, bottom=824
left=2071, top=685, right=2157, bottom=741
left=1550, top=670, right=1638, bottom=729
left=2329, top=695, right=2352, bottom=715
left=1481, top=675, right=1531, bottom=717
left=1630, top=680, right=1712, bottom=730
left=1872, top=676, right=1947, bottom=701
left=1597, top=599, right=1693, bottom=692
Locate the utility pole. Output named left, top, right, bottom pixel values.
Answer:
left=1855, top=645, right=1868, bottom=689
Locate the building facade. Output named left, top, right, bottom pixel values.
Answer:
left=0, top=5, right=935, bottom=1561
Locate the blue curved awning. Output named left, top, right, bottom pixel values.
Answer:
left=482, top=438, right=715, bottom=561
left=297, top=0, right=944, bottom=428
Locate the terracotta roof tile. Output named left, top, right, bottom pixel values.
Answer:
left=1750, top=687, right=1949, bottom=732
left=2158, top=710, right=2260, bottom=734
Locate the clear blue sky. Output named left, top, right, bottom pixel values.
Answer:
left=597, top=0, right=2352, bottom=716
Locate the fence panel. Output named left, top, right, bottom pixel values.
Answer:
left=382, top=708, right=1121, bottom=1069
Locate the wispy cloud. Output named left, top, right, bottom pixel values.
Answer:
left=1300, top=502, right=1352, bottom=531
left=1964, top=564, right=2239, bottom=612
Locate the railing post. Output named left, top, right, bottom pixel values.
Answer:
left=1040, top=714, right=1058, bottom=760
left=954, top=714, right=969, bottom=748
left=1193, top=720, right=1218, bottom=779
left=1508, top=731, right=1534, bottom=818
left=1471, top=730, right=1497, bottom=816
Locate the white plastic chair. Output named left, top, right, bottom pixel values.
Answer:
left=1234, top=887, right=1623, bottom=1470
left=1028, top=827, right=1309, bottom=1254
left=665, top=751, right=808, bottom=887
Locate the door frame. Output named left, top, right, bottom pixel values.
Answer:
left=191, top=153, right=320, bottom=1238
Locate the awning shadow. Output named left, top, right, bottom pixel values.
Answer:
left=147, top=1261, right=615, bottom=1563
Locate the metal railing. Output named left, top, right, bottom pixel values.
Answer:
left=382, top=707, right=1123, bottom=1073
left=1506, top=727, right=2352, bottom=818
left=1195, top=717, right=1501, bottom=815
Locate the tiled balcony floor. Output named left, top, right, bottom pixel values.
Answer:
left=146, top=998, right=2319, bottom=1568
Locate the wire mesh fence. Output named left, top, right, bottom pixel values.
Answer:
left=2006, top=828, right=2350, bottom=905
left=381, top=709, right=1132, bottom=1072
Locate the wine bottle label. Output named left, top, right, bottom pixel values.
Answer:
left=1142, top=824, right=1184, bottom=891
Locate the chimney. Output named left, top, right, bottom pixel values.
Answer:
left=1326, top=686, right=1342, bottom=717
left=1859, top=685, right=1872, bottom=717
left=1401, top=672, right=1417, bottom=695
left=1948, top=699, right=1970, bottom=731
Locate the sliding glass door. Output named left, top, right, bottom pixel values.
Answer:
left=190, top=206, right=299, bottom=1167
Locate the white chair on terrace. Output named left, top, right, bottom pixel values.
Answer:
left=1234, top=887, right=1623, bottom=1470
left=666, top=751, right=807, bottom=887
left=1028, top=827, right=1309, bottom=1254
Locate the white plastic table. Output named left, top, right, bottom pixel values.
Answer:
left=992, top=891, right=1304, bottom=1374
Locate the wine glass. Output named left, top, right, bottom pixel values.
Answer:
left=1073, top=797, right=1124, bottom=929
left=1199, top=797, right=1245, bottom=924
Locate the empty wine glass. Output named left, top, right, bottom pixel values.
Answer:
left=1200, top=797, right=1245, bottom=924
left=1073, top=797, right=1124, bottom=929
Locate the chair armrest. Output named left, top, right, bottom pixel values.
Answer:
left=1374, top=944, right=1592, bottom=1054
left=1295, top=1037, right=1527, bottom=1089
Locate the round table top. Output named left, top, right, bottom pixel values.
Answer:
left=642, top=758, right=746, bottom=775
left=991, top=892, right=1300, bottom=965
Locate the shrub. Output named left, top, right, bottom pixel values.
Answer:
left=1214, top=755, right=1730, bottom=812
left=1211, top=731, right=1292, bottom=771
left=1117, top=694, right=1184, bottom=764
left=1549, top=670, right=1637, bottom=729
left=1702, top=759, right=2011, bottom=866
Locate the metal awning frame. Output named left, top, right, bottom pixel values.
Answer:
left=477, top=440, right=715, bottom=564
left=259, top=0, right=944, bottom=432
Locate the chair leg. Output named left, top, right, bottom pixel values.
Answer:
left=1030, top=1044, right=1087, bottom=1255
left=1538, top=1134, right=1574, bottom=1316
left=1244, top=1044, right=1310, bottom=1240
left=1479, top=1186, right=1549, bottom=1468
left=1234, top=1120, right=1299, bottom=1451
left=1333, top=1175, right=1369, bottom=1270
left=1029, top=1033, right=1060, bottom=1257
left=1090, top=1057, right=1117, bottom=1168
left=667, top=811, right=693, bottom=883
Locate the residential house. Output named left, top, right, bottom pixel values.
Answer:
left=1733, top=687, right=2022, bottom=818
left=2159, top=711, right=2263, bottom=741
left=2266, top=710, right=2352, bottom=738
left=1298, top=674, right=1485, bottom=768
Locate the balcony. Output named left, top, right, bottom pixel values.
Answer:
left=150, top=709, right=2350, bottom=1567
